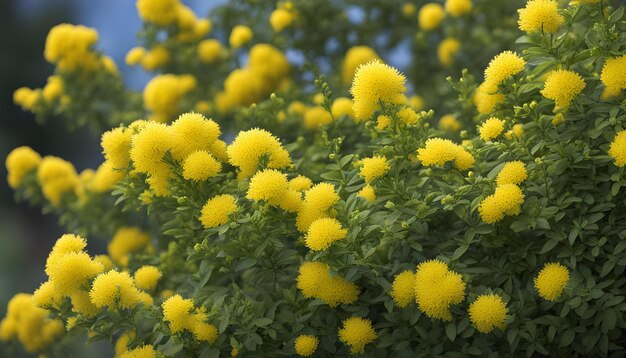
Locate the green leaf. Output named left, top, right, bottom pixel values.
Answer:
left=446, top=323, right=456, bottom=341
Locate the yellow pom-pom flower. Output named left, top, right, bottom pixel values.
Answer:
left=170, top=112, right=221, bottom=160
left=518, top=0, right=564, bottom=33
left=141, top=46, right=170, bottom=71
left=270, top=8, right=295, bottom=32
left=227, top=128, right=291, bottom=178
left=483, top=51, right=526, bottom=92
left=136, top=0, right=179, bottom=26
left=247, top=169, right=289, bottom=206
left=200, top=194, right=238, bottom=229
left=89, top=271, right=144, bottom=309
left=541, top=70, right=585, bottom=108
left=338, top=317, right=377, bottom=354
left=418, top=3, right=445, bottom=31
left=134, top=266, right=162, bottom=291
left=600, top=54, right=626, bottom=95
left=468, top=294, right=508, bottom=333
left=342, top=46, right=379, bottom=84
left=198, top=39, right=223, bottom=64
left=496, top=161, right=528, bottom=185
left=303, top=106, right=333, bottom=129
left=129, top=121, right=173, bottom=176
left=101, top=127, right=132, bottom=169
left=398, top=107, right=420, bottom=124
left=478, top=184, right=525, bottom=223
left=229, top=25, right=253, bottom=48
left=162, top=294, right=194, bottom=333
left=473, top=82, right=505, bottom=114
left=479, top=117, right=505, bottom=141
left=414, top=259, right=466, bottom=321
left=125, top=47, right=145, bottom=65
left=331, top=97, right=355, bottom=120
left=44, top=23, right=100, bottom=71
left=437, top=38, right=461, bottom=67
left=296, top=261, right=359, bottom=307
left=305, top=217, right=347, bottom=251
left=33, top=281, right=63, bottom=308
left=108, top=227, right=151, bottom=266
left=289, top=175, right=313, bottom=192
left=359, top=156, right=390, bottom=183
left=5, top=146, right=41, bottom=189
left=609, top=130, right=626, bottom=167
left=438, top=114, right=461, bottom=132
left=416, top=138, right=475, bottom=170
left=445, top=0, right=472, bottom=16
left=48, top=252, right=103, bottom=295
left=357, top=184, right=376, bottom=203
left=294, top=335, right=319, bottom=357
left=183, top=151, right=221, bottom=181
left=120, top=344, right=158, bottom=358
left=296, top=183, right=340, bottom=232
left=391, top=270, right=415, bottom=308
left=37, top=156, right=80, bottom=206
left=376, top=115, right=391, bottom=130
left=351, top=60, right=407, bottom=121
left=534, top=262, right=570, bottom=301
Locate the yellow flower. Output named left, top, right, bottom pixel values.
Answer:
left=294, top=335, right=318, bottom=357
left=90, top=271, right=146, bottom=310
left=183, top=151, right=221, bottom=181
left=228, top=128, right=291, bottom=178
left=143, top=74, right=196, bottom=121
left=129, top=121, right=173, bottom=177
left=468, top=294, right=508, bottom=333
left=70, top=290, right=100, bottom=316
left=417, top=138, right=475, bottom=170
left=376, top=115, right=391, bottom=130
left=331, top=97, right=355, bottom=120
left=351, top=60, right=407, bottom=121
left=609, top=130, right=626, bottom=167
left=402, top=3, right=416, bottom=16
left=600, top=54, right=626, bottom=95
left=419, top=3, right=445, bottom=31
left=289, top=175, right=313, bottom=192
left=359, top=156, right=390, bottom=183
left=32, top=281, right=63, bottom=308
left=108, top=227, right=151, bottom=266
left=478, top=184, right=525, bottom=223
left=200, top=194, right=238, bottom=229
left=305, top=217, right=347, bottom=251
left=229, top=25, right=253, bottom=48
left=44, top=24, right=99, bottom=71
left=535, top=262, right=570, bottom=301
left=162, top=295, right=193, bottom=333
left=125, top=47, right=145, bottom=65
left=342, top=46, right=379, bottom=84
left=304, top=106, right=333, bottom=129
left=338, top=317, right=377, bottom=354
left=270, top=8, right=295, bottom=32
left=541, top=70, right=585, bottom=108
left=438, top=115, right=461, bottom=132
left=42, top=76, right=63, bottom=101
left=134, top=266, right=162, bottom=291
left=496, top=161, right=528, bottom=185
left=5, top=146, right=41, bottom=189
left=445, top=0, right=472, bottom=16
left=437, top=38, right=461, bottom=67
left=37, top=156, right=80, bottom=206
left=198, top=39, right=223, bottom=64
left=120, top=344, right=157, bottom=358
left=551, top=113, right=565, bottom=125
left=141, top=46, right=170, bottom=71
left=45, top=234, right=87, bottom=275
left=473, top=82, right=505, bottom=114
left=391, top=270, right=415, bottom=308
left=512, top=123, right=524, bottom=137
left=136, top=0, right=179, bottom=26
left=479, top=117, right=505, bottom=141
left=296, top=261, right=359, bottom=307
left=296, top=183, right=340, bottom=232
left=48, top=252, right=103, bottom=295
left=13, top=87, right=40, bottom=110
left=414, top=259, right=465, bottom=321
left=483, top=51, right=526, bottom=93
left=248, top=43, right=290, bottom=87
left=398, top=107, right=420, bottom=124
left=101, top=127, right=132, bottom=169
left=170, top=112, right=221, bottom=160
left=407, top=95, right=424, bottom=111
left=518, top=0, right=564, bottom=33
left=357, top=184, right=376, bottom=203
left=247, top=169, right=289, bottom=206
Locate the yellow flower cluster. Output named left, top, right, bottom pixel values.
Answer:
left=331, top=97, right=356, bottom=120
left=162, top=295, right=218, bottom=343
left=5, top=146, right=41, bottom=189
left=296, top=183, right=340, bottom=232
left=359, top=155, right=390, bottom=183
left=496, top=161, right=528, bottom=185
left=44, top=23, right=100, bottom=72
left=229, top=25, right=253, bottom=48
left=438, top=114, right=461, bottom=132
left=419, top=3, right=445, bottom=31
left=305, top=217, right=348, bottom=251
left=357, top=184, right=376, bottom=203
left=183, top=151, right=222, bottom=181
left=390, top=270, right=416, bottom=308
left=479, top=117, right=505, bottom=141
left=541, top=70, right=585, bottom=109
left=108, top=227, right=151, bottom=266
left=37, top=156, right=80, bottom=206
left=600, top=54, right=626, bottom=96
left=200, top=194, right=238, bottom=229
left=445, top=0, right=473, bottom=16
left=417, top=138, right=475, bottom=170
left=296, top=261, right=359, bottom=307
left=609, top=130, right=626, bottom=167
left=143, top=74, right=197, bottom=122
left=478, top=184, right=525, bottom=223
left=534, top=262, right=570, bottom=301
left=483, top=51, right=526, bottom=93
left=126, top=46, right=170, bottom=70
left=90, top=270, right=153, bottom=309
left=0, top=294, right=64, bottom=353
left=414, top=260, right=465, bottom=320
left=351, top=60, right=407, bottom=121
left=338, top=316, right=377, bottom=354
left=468, top=294, right=508, bottom=333
left=342, top=46, right=379, bottom=84
left=134, top=265, right=163, bottom=291
left=270, top=2, right=297, bottom=32
left=473, top=82, right=505, bottom=114
left=198, top=39, right=224, bottom=64
left=437, top=38, right=461, bottom=67
left=120, top=344, right=158, bottom=358
left=303, top=106, right=333, bottom=129
left=294, top=334, right=319, bottom=356
left=136, top=0, right=179, bottom=25
left=518, top=0, right=564, bottom=33
left=216, top=44, right=290, bottom=112
left=13, top=87, right=42, bottom=111
left=227, top=128, right=291, bottom=178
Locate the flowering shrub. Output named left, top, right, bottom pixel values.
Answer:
left=4, top=0, right=626, bottom=356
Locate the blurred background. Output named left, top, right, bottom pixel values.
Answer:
left=0, top=1, right=222, bottom=355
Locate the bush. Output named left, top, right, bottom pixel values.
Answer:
left=3, top=0, right=626, bottom=356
